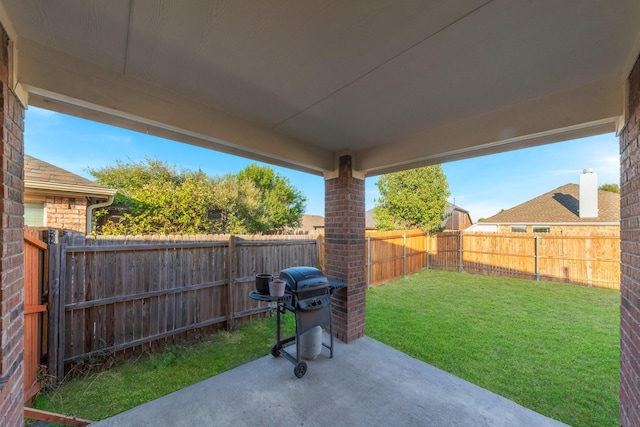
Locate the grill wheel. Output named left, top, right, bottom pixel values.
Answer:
left=271, top=345, right=280, bottom=357
left=294, top=362, right=307, bottom=378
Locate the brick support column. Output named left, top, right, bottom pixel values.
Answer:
left=621, top=52, right=640, bottom=427
left=325, top=155, right=366, bottom=342
left=0, top=25, right=25, bottom=427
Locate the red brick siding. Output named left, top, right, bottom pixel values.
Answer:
left=621, top=53, right=640, bottom=427
left=324, top=156, right=366, bottom=342
left=496, top=224, right=619, bottom=235
left=45, top=196, right=88, bottom=232
left=0, top=24, right=25, bottom=427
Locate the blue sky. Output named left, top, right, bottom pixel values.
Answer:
left=25, top=106, right=620, bottom=221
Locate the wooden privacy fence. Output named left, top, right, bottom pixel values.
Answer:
left=23, top=226, right=48, bottom=403
left=365, top=230, right=427, bottom=287
left=42, top=228, right=620, bottom=380
left=427, top=231, right=620, bottom=289
left=315, top=230, right=428, bottom=288
left=47, top=233, right=320, bottom=380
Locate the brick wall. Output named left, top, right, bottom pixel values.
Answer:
left=324, top=156, right=366, bottom=342
left=620, top=53, right=640, bottom=427
left=45, top=196, right=88, bottom=233
left=0, top=25, right=25, bottom=427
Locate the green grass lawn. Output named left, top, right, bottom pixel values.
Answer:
left=31, top=315, right=296, bottom=422
left=31, top=270, right=619, bottom=426
left=366, top=269, right=620, bottom=427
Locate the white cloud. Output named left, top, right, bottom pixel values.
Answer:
left=593, top=156, right=620, bottom=181
left=595, top=155, right=620, bottom=166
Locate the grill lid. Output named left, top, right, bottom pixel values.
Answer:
left=279, top=267, right=329, bottom=293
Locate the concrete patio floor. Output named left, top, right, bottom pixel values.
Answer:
left=91, top=335, right=568, bottom=426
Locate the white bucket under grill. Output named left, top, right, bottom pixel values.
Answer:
left=299, top=326, right=323, bottom=360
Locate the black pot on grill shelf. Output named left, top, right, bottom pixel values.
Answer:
left=255, top=274, right=272, bottom=294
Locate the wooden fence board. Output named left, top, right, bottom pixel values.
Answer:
left=47, top=243, right=61, bottom=381
left=24, top=407, right=92, bottom=427
left=45, top=230, right=619, bottom=379
left=428, top=231, right=620, bottom=289
left=23, top=226, right=48, bottom=403
left=48, top=234, right=318, bottom=373
left=364, top=230, right=428, bottom=287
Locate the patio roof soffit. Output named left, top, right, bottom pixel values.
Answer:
left=3, top=0, right=640, bottom=178
left=17, top=39, right=336, bottom=176
left=357, top=75, right=622, bottom=175
left=16, top=38, right=624, bottom=179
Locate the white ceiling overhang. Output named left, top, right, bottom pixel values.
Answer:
left=1, top=0, right=639, bottom=177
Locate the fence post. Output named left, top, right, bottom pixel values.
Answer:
left=458, top=231, right=463, bottom=272
left=426, top=232, right=430, bottom=270
left=227, top=235, right=236, bottom=331
left=316, top=234, right=323, bottom=270
left=585, top=237, right=593, bottom=286
left=47, top=241, right=65, bottom=383
left=534, top=235, right=540, bottom=281
left=403, top=232, right=407, bottom=278
left=367, top=235, right=371, bottom=288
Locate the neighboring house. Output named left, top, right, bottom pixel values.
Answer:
left=365, top=204, right=471, bottom=231
left=364, top=210, right=378, bottom=230
left=468, top=170, right=619, bottom=235
left=24, top=155, right=117, bottom=234
left=442, top=203, right=473, bottom=231
left=299, top=214, right=325, bottom=232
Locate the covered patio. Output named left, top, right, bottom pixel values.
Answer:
left=91, top=336, right=566, bottom=427
left=0, top=1, right=639, bottom=426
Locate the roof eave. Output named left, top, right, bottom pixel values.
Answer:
left=25, top=180, right=117, bottom=198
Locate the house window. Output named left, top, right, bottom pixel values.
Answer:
left=533, top=226, right=550, bottom=233
left=24, top=202, right=45, bottom=227
left=511, top=226, right=526, bottom=233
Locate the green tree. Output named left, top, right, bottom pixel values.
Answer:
left=599, top=183, right=620, bottom=193
left=89, top=158, right=187, bottom=233
left=88, top=157, right=184, bottom=192
left=373, top=165, right=450, bottom=232
left=236, top=164, right=306, bottom=233
left=89, top=158, right=303, bottom=235
left=208, top=174, right=266, bottom=234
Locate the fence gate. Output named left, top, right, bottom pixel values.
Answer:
left=23, top=226, right=48, bottom=403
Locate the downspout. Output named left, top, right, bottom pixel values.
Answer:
left=86, top=195, right=115, bottom=234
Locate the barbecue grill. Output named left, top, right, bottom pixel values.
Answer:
left=249, top=266, right=346, bottom=378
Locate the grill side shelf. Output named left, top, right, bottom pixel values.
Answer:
left=248, top=290, right=292, bottom=303
left=328, top=279, right=347, bottom=293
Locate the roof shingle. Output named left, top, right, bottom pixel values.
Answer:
left=483, top=183, right=619, bottom=223
left=24, top=155, right=115, bottom=196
